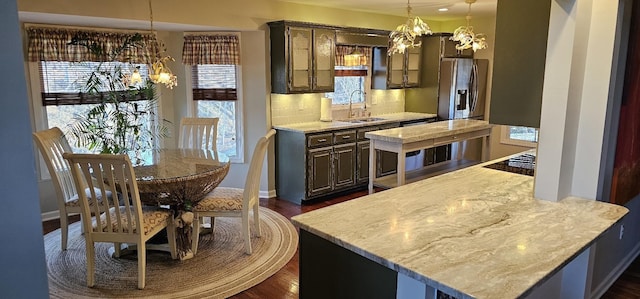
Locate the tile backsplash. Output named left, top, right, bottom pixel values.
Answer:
left=271, top=89, right=405, bottom=126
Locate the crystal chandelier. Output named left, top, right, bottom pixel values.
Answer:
left=389, top=0, right=433, bottom=55
left=451, top=0, right=487, bottom=52
left=146, top=0, right=177, bottom=89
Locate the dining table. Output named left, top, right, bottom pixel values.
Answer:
left=132, top=148, right=230, bottom=260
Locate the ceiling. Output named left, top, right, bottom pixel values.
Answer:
left=279, top=0, right=497, bottom=21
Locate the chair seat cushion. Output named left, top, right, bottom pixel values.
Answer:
left=193, top=187, right=244, bottom=212
left=67, top=187, right=113, bottom=208
left=93, top=207, right=172, bottom=235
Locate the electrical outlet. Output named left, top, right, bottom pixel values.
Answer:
left=619, top=224, right=625, bottom=240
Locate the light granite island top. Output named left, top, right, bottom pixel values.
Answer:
left=291, top=153, right=628, bottom=299
left=365, top=119, right=493, bottom=190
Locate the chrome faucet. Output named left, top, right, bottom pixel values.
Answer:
left=348, top=90, right=365, bottom=118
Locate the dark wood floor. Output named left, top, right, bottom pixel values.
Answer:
left=43, top=190, right=640, bottom=298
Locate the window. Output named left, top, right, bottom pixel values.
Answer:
left=326, top=66, right=368, bottom=105
left=191, top=64, right=242, bottom=162
left=39, top=61, right=152, bottom=153
left=501, top=125, right=539, bottom=147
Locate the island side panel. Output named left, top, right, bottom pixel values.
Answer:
left=299, top=229, right=398, bottom=299
left=275, top=129, right=307, bottom=204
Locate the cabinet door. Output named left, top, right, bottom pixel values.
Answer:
left=405, top=47, right=421, bottom=87
left=334, top=143, right=356, bottom=189
left=313, top=29, right=335, bottom=92
left=307, top=147, right=333, bottom=197
left=288, top=27, right=312, bottom=92
left=377, top=150, right=398, bottom=177
left=356, top=142, right=370, bottom=184
left=388, top=51, right=405, bottom=88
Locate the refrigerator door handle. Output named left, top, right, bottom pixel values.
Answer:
left=470, top=62, right=479, bottom=113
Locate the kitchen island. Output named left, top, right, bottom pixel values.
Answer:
left=366, top=118, right=492, bottom=193
left=290, top=152, right=628, bottom=299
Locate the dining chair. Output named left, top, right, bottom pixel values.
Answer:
left=178, top=117, right=219, bottom=151
left=63, top=153, right=177, bottom=289
left=192, top=129, right=276, bottom=255
left=33, top=127, right=112, bottom=250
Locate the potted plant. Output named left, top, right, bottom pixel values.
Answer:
left=67, top=33, right=169, bottom=158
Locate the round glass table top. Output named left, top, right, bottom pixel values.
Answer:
left=132, top=148, right=230, bottom=206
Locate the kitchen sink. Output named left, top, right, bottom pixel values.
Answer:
left=339, top=117, right=386, bottom=123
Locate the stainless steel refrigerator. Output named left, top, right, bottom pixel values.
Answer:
left=437, top=58, right=489, bottom=121
left=438, top=58, right=489, bottom=161
left=404, top=34, right=489, bottom=164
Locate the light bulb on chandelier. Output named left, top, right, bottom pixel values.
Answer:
left=451, top=0, right=487, bottom=52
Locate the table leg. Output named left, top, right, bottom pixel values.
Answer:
left=397, top=150, right=406, bottom=187
left=369, top=141, right=377, bottom=194
left=482, top=135, right=491, bottom=162
left=174, top=211, right=195, bottom=261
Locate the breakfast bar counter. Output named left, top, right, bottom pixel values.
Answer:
left=290, top=153, right=628, bottom=299
left=365, top=118, right=492, bottom=192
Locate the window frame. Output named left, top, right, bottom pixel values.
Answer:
left=500, top=125, right=539, bottom=148
left=187, top=64, right=244, bottom=164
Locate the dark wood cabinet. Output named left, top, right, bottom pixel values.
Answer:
left=307, top=147, right=333, bottom=197
left=333, top=143, right=356, bottom=188
left=276, top=119, right=430, bottom=204
left=372, top=46, right=422, bottom=89
left=268, top=21, right=335, bottom=94
left=356, top=142, right=370, bottom=184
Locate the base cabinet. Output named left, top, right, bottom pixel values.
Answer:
left=307, top=144, right=356, bottom=198
left=276, top=119, right=430, bottom=204
left=307, top=147, right=333, bottom=197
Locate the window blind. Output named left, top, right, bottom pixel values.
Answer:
left=191, top=64, right=237, bottom=101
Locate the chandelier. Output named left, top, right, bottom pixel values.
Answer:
left=389, top=0, right=433, bottom=55
left=450, top=0, right=487, bottom=52
left=139, top=0, right=177, bottom=89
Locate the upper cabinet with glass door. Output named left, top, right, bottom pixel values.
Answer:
left=268, top=21, right=335, bottom=94
left=372, top=45, right=422, bottom=89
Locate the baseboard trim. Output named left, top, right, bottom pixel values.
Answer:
left=41, top=210, right=60, bottom=222
left=590, top=242, right=640, bottom=299
left=260, top=189, right=277, bottom=199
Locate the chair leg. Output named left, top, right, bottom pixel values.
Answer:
left=166, top=221, right=177, bottom=260
left=253, top=204, right=261, bottom=237
left=60, top=214, right=69, bottom=251
left=191, top=213, right=201, bottom=256
left=85, top=238, right=95, bottom=287
left=242, top=214, right=252, bottom=255
left=113, top=243, right=121, bottom=258
left=137, top=242, right=146, bottom=289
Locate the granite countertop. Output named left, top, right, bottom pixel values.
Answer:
left=290, top=153, right=628, bottom=299
left=365, top=119, right=492, bottom=144
left=272, top=112, right=437, bottom=133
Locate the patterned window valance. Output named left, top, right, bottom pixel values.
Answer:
left=182, top=35, right=240, bottom=65
left=26, top=26, right=158, bottom=63
left=335, top=45, right=371, bottom=67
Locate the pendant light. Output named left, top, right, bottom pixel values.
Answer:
left=451, top=0, right=487, bottom=52
left=389, top=0, right=433, bottom=55
left=147, top=0, right=177, bottom=89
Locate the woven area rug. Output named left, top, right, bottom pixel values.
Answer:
left=45, top=207, right=298, bottom=298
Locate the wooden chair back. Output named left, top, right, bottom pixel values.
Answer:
left=178, top=117, right=219, bottom=151
left=33, top=127, right=78, bottom=208
left=63, top=153, right=144, bottom=239
left=243, top=129, right=276, bottom=211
